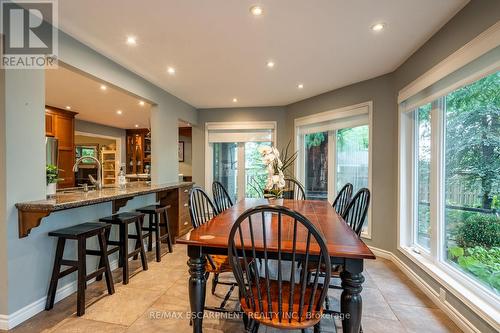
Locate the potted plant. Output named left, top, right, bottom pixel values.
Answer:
left=46, top=164, right=61, bottom=197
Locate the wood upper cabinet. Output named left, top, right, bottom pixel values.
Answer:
left=45, top=106, right=77, bottom=189
left=55, top=114, right=74, bottom=150
left=126, top=128, right=151, bottom=174
left=45, top=113, right=55, bottom=137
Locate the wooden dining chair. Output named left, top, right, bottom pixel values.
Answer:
left=283, top=178, right=307, bottom=200
left=212, top=181, right=234, bottom=214
left=228, top=205, right=331, bottom=333
left=342, top=188, right=371, bottom=237
left=188, top=186, right=236, bottom=307
left=332, top=183, right=353, bottom=215
left=321, top=187, right=371, bottom=327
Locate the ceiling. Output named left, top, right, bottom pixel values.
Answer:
left=45, top=65, right=152, bottom=129
left=58, top=0, right=468, bottom=108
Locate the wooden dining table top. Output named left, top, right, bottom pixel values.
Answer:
left=177, top=198, right=375, bottom=260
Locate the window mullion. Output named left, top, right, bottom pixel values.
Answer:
left=429, top=99, right=444, bottom=261
left=411, top=111, right=418, bottom=247
left=327, top=130, right=335, bottom=203
left=237, top=143, right=245, bottom=200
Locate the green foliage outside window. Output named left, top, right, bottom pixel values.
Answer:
left=442, top=71, right=500, bottom=295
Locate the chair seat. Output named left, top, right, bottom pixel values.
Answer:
left=100, top=212, right=144, bottom=223
left=206, top=255, right=253, bottom=273
left=240, top=280, right=324, bottom=329
left=136, top=204, right=171, bottom=213
left=205, top=255, right=233, bottom=273
left=49, top=222, right=111, bottom=238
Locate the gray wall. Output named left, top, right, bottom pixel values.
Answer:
left=394, top=0, right=500, bottom=91
left=2, top=29, right=198, bottom=320
left=390, top=1, right=500, bottom=332
left=192, top=106, right=287, bottom=187
left=286, top=74, right=396, bottom=251
left=75, top=119, right=127, bottom=165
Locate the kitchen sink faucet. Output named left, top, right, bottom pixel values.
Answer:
left=72, top=156, right=102, bottom=190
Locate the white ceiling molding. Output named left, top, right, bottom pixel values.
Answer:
left=398, top=21, right=500, bottom=103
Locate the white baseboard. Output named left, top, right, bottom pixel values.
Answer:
left=0, top=259, right=119, bottom=330
left=368, top=246, right=481, bottom=333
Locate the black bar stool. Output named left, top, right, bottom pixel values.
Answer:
left=99, top=212, right=148, bottom=284
left=136, top=204, right=173, bottom=262
left=45, top=223, right=115, bottom=316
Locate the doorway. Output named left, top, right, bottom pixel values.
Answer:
left=205, top=121, right=276, bottom=201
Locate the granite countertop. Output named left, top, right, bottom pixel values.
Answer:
left=16, top=181, right=193, bottom=212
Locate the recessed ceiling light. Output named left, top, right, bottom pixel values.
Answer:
left=297, top=84, right=304, bottom=89
left=167, top=67, right=176, bottom=75
left=65, top=106, right=71, bottom=110
left=100, top=84, right=107, bottom=91
left=116, top=110, right=123, bottom=115
left=232, top=98, right=238, bottom=103
left=139, top=100, right=145, bottom=106
left=371, top=23, right=385, bottom=32
left=134, top=124, right=139, bottom=128
left=126, top=36, right=137, bottom=45
left=250, top=5, right=263, bottom=16
left=267, top=61, right=275, bottom=68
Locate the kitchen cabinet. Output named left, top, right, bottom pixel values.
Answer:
left=45, top=106, right=77, bottom=189
left=126, top=128, right=151, bottom=174
left=101, top=150, right=118, bottom=186
left=45, top=113, right=55, bottom=136
left=157, top=183, right=192, bottom=242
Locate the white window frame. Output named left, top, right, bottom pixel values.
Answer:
left=294, top=101, right=373, bottom=239
left=399, top=96, right=500, bottom=325
left=398, top=22, right=500, bottom=327
left=205, top=121, right=277, bottom=199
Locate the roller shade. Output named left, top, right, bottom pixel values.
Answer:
left=206, top=122, right=276, bottom=143
left=401, top=46, right=500, bottom=112
left=296, top=104, right=369, bottom=136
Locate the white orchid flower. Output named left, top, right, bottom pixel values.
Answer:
left=262, top=154, right=275, bottom=165
left=258, top=146, right=273, bottom=156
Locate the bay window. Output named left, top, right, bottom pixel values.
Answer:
left=399, top=65, right=499, bottom=308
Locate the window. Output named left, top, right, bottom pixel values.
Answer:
left=400, top=71, right=500, bottom=301
left=443, top=74, right=499, bottom=295
left=304, top=132, right=328, bottom=200
left=414, top=103, right=432, bottom=251
left=206, top=122, right=276, bottom=201
left=296, top=102, right=372, bottom=238
left=212, top=142, right=238, bottom=202
left=335, top=125, right=369, bottom=194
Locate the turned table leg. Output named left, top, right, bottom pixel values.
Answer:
left=188, top=245, right=206, bottom=333
left=341, top=259, right=365, bottom=333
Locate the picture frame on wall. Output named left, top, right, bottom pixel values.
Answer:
left=178, top=141, right=184, bottom=162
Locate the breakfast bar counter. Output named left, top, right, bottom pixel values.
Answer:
left=16, top=181, right=193, bottom=238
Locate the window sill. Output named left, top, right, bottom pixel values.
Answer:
left=398, top=246, right=499, bottom=329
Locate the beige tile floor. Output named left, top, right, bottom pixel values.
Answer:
left=5, top=244, right=462, bottom=333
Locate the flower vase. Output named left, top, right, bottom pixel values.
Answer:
left=47, top=183, right=57, bottom=198
left=264, top=184, right=283, bottom=200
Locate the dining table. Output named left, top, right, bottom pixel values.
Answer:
left=176, top=198, right=376, bottom=333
